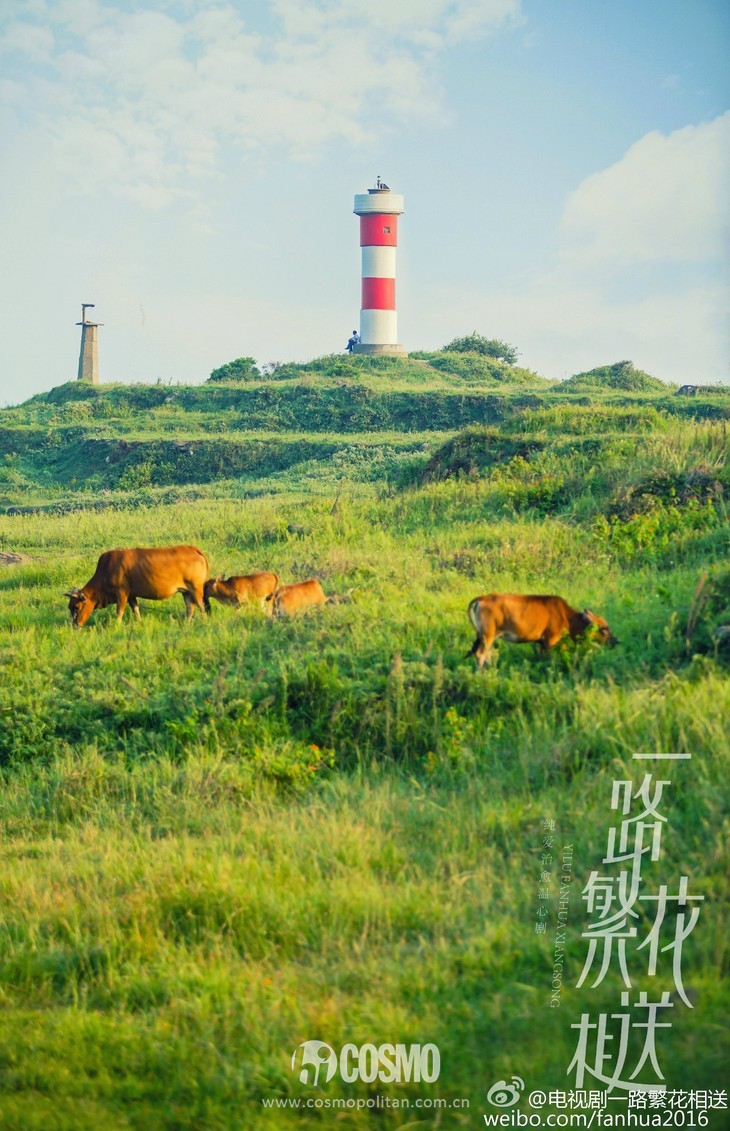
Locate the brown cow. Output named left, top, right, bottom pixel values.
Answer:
left=204, top=571, right=278, bottom=614
left=467, top=593, right=617, bottom=669
left=272, top=579, right=327, bottom=616
left=65, top=545, right=209, bottom=626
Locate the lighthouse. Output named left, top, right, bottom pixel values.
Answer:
left=76, top=303, right=102, bottom=383
left=352, top=178, right=406, bottom=356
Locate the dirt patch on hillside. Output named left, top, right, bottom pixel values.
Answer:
left=0, top=552, right=31, bottom=566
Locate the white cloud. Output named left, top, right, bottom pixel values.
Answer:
left=417, top=272, right=728, bottom=384
left=560, top=112, right=730, bottom=266
left=270, top=0, right=521, bottom=43
left=0, top=19, right=53, bottom=61
left=0, top=0, right=522, bottom=207
left=407, top=114, right=730, bottom=383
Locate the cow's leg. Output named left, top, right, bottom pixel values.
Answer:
left=128, top=596, right=142, bottom=621
left=191, top=585, right=207, bottom=617
left=474, top=628, right=497, bottom=670
left=181, top=591, right=196, bottom=621
left=115, top=592, right=129, bottom=622
left=541, top=629, right=565, bottom=653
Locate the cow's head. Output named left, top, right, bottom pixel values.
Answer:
left=203, top=575, right=225, bottom=614
left=64, top=588, right=95, bottom=627
left=203, top=575, right=224, bottom=598
left=582, top=608, right=619, bottom=647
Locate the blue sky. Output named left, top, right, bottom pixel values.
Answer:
left=0, top=0, right=728, bottom=402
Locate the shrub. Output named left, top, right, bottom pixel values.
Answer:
left=421, top=427, right=543, bottom=483
left=561, top=361, right=667, bottom=393
left=208, top=357, right=261, bottom=383
left=682, top=568, right=730, bottom=660
left=610, top=468, right=725, bottom=521
left=117, top=460, right=154, bottom=490
left=592, top=500, right=719, bottom=563
left=423, top=352, right=543, bottom=386
left=441, top=333, right=519, bottom=364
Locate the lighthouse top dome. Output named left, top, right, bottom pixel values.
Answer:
left=354, top=180, right=404, bottom=216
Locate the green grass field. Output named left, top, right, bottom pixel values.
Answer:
left=1, top=358, right=728, bottom=1128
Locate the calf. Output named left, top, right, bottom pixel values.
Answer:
left=272, top=579, right=327, bottom=616
left=468, top=593, right=617, bottom=669
left=204, top=571, right=278, bottom=614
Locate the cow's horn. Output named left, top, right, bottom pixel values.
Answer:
left=63, top=589, right=79, bottom=597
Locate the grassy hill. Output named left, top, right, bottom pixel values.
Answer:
left=0, top=356, right=728, bottom=1129
left=1, top=353, right=724, bottom=504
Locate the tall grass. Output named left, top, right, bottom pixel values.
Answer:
left=0, top=382, right=728, bottom=1128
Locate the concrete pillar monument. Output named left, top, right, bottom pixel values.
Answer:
left=76, top=303, right=102, bottom=383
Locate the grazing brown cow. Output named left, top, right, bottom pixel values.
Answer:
left=204, top=571, right=278, bottom=614
left=272, top=579, right=327, bottom=616
left=467, top=593, right=617, bottom=669
left=65, top=545, right=209, bottom=626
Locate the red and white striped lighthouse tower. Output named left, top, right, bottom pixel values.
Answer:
left=352, top=178, right=406, bottom=356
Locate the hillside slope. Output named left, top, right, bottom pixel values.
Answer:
left=1, top=355, right=725, bottom=504
left=0, top=358, right=728, bottom=1129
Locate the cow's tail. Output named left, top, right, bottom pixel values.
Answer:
left=467, top=598, right=482, bottom=633
left=466, top=598, right=482, bottom=658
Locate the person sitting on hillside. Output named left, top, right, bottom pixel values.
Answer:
left=346, top=330, right=360, bottom=353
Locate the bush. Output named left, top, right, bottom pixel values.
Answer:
left=441, top=333, right=519, bottom=364
left=418, top=352, right=543, bottom=386
left=421, top=427, right=544, bottom=483
left=609, top=468, right=725, bottom=521
left=592, top=500, right=719, bottom=563
left=208, top=357, right=261, bottom=383
left=683, top=569, right=730, bottom=660
left=117, top=460, right=154, bottom=490
left=561, top=361, right=667, bottom=393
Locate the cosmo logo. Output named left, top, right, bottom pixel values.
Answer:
left=292, top=1041, right=441, bottom=1085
